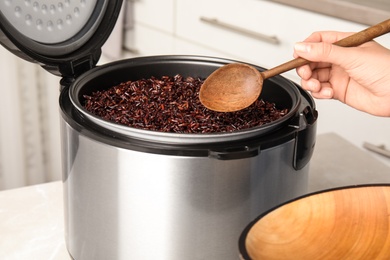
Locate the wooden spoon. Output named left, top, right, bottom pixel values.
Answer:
left=199, top=19, right=390, bottom=112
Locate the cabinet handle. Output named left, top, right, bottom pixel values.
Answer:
left=363, top=142, right=390, bottom=159
left=200, top=16, right=280, bottom=45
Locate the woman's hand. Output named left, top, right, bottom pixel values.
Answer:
left=294, top=31, right=390, bottom=117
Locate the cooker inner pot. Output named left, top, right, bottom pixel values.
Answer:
left=69, top=56, right=301, bottom=144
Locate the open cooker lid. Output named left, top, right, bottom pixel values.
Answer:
left=0, top=0, right=123, bottom=78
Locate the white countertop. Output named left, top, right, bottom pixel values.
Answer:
left=1, top=133, right=389, bottom=259
left=0, top=181, right=70, bottom=260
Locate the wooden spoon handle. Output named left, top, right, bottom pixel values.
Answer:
left=261, top=18, right=390, bottom=79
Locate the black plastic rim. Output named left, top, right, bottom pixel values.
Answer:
left=67, top=55, right=302, bottom=145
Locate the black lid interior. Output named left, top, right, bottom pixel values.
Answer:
left=0, top=0, right=123, bottom=78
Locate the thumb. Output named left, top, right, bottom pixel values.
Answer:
left=294, top=42, right=348, bottom=66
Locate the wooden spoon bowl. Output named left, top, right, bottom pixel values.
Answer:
left=239, top=185, right=390, bottom=260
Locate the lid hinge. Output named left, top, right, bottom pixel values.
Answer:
left=42, top=49, right=102, bottom=79
left=62, top=49, right=102, bottom=78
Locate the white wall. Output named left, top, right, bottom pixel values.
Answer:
left=0, top=46, right=62, bottom=190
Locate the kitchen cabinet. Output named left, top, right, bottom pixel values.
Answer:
left=128, top=0, right=390, bottom=80
left=124, top=24, right=175, bottom=56
left=124, top=0, right=390, bottom=166
left=124, top=0, right=230, bottom=58
left=123, top=23, right=230, bottom=58
left=176, top=0, right=298, bottom=74
left=132, top=0, right=175, bottom=33
left=175, top=0, right=390, bottom=80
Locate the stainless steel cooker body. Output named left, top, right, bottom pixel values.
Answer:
left=60, top=56, right=317, bottom=260
left=61, top=121, right=306, bottom=260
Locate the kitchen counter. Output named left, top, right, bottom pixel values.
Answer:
left=268, top=0, right=390, bottom=26
left=0, top=181, right=69, bottom=260
left=1, top=132, right=390, bottom=259
left=309, top=133, right=390, bottom=192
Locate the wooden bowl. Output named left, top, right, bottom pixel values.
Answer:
left=239, top=185, right=390, bottom=260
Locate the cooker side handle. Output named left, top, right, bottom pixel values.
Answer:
left=293, top=105, right=318, bottom=170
